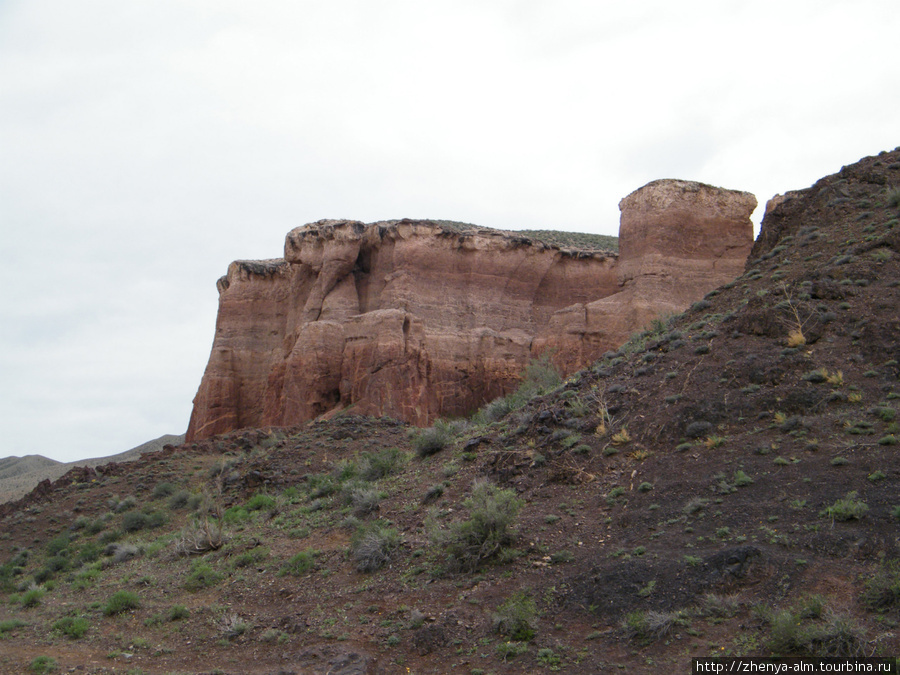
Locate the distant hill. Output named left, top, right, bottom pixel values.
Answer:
left=0, top=434, right=184, bottom=504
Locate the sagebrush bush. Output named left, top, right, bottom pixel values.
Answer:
left=0, top=619, right=27, bottom=635
left=21, top=587, right=44, bottom=608
left=431, top=480, right=522, bottom=572
left=477, top=396, right=516, bottom=424
left=103, top=590, right=140, bottom=615
left=522, top=354, right=562, bottom=392
left=219, top=612, right=250, bottom=639
left=183, top=561, right=223, bottom=591
left=351, top=522, right=398, bottom=573
left=343, top=484, right=384, bottom=517
left=152, top=482, right=176, bottom=499
left=168, top=490, right=192, bottom=510
left=105, top=543, right=140, bottom=564
left=820, top=492, right=868, bottom=521
left=28, top=656, right=57, bottom=674
left=278, top=549, right=319, bottom=576
left=359, top=447, right=404, bottom=481
left=167, top=604, right=190, bottom=621
left=807, top=612, right=868, bottom=657
left=173, top=520, right=224, bottom=556
left=412, top=419, right=455, bottom=457
left=622, top=609, right=682, bottom=643
left=45, top=534, right=70, bottom=556
left=492, top=592, right=537, bottom=641
left=860, top=560, right=900, bottom=610
left=473, top=354, right=562, bottom=424
left=245, top=493, right=276, bottom=512
left=122, top=512, right=151, bottom=532
left=113, top=495, right=137, bottom=513
left=52, top=616, right=90, bottom=639
left=887, top=187, right=900, bottom=208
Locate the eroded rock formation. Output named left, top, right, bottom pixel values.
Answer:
left=187, top=181, right=756, bottom=441
left=534, top=180, right=757, bottom=371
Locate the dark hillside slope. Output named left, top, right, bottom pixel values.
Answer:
left=0, top=149, right=898, bottom=674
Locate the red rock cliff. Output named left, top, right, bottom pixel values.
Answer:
left=187, top=183, right=756, bottom=441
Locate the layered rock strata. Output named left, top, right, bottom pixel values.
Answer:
left=187, top=182, right=756, bottom=440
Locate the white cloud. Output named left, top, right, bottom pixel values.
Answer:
left=1, top=0, right=899, bottom=461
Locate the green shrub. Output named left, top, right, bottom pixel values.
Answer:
left=183, top=561, right=223, bottom=591
left=492, top=592, right=537, bottom=641
left=522, top=353, right=562, bottom=393
left=230, top=547, right=269, bottom=569
left=152, top=482, right=176, bottom=499
left=622, top=609, right=682, bottom=643
left=344, top=484, right=384, bottom=517
left=223, top=506, right=250, bottom=524
left=78, top=541, right=103, bottom=564
left=168, top=604, right=190, bottom=621
left=495, top=640, right=528, bottom=661
left=606, top=486, right=626, bottom=505
left=474, top=355, right=562, bottom=424
left=21, top=587, right=44, bottom=608
left=536, top=647, right=561, bottom=667
left=278, top=549, right=319, bottom=577
left=358, top=447, right=404, bottom=481
left=52, top=616, right=90, bottom=639
left=28, top=656, right=57, bottom=674
left=0, top=618, right=27, bottom=636
left=733, top=470, right=754, bottom=487
left=45, top=534, right=70, bottom=556
left=122, top=512, right=151, bottom=532
left=168, top=490, right=192, bottom=510
left=766, top=609, right=803, bottom=653
left=550, top=550, right=574, bottom=564
left=805, top=612, right=868, bottom=657
left=412, top=419, right=456, bottom=457
left=219, top=612, right=250, bottom=639
left=245, top=493, right=276, bottom=512
left=71, top=566, right=101, bottom=591
left=797, top=594, right=825, bottom=620
left=700, top=593, right=741, bottom=618
left=820, top=492, right=869, bottom=521
left=306, top=473, right=338, bottom=499
left=860, top=560, right=900, bottom=610
left=351, top=522, right=398, bottom=573
left=888, top=187, right=900, bottom=208
left=113, top=495, right=137, bottom=512
left=103, top=590, right=140, bottom=616
left=637, top=482, right=653, bottom=493
left=422, top=483, right=445, bottom=504
left=431, top=481, right=522, bottom=572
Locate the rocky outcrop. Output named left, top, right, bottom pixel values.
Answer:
left=534, top=180, right=757, bottom=371
left=187, top=182, right=756, bottom=441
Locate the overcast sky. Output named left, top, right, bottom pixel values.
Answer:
left=1, top=1, right=898, bottom=463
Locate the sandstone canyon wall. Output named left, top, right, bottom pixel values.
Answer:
left=187, top=181, right=756, bottom=441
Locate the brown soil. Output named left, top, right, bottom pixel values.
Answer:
left=1, top=149, right=899, bottom=674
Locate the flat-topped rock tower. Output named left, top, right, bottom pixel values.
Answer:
left=187, top=181, right=756, bottom=441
